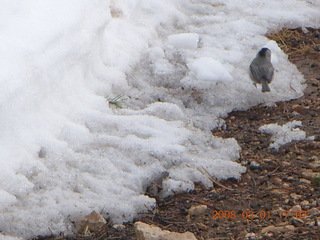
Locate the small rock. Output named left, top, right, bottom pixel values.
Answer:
left=302, top=170, right=318, bottom=180
left=309, top=160, right=320, bottom=170
left=245, top=233, right=259, bottom=239
left=308, top=155, right=319, bottom=161
left=286, top=176, right=295, bottom=182
left=134, top=221, right=197, bottom=240
left=283, top=183, right=290, bottom=188
left=113, top=224, right=126, bottom=230
left=291, top=111, right=300, bottom=117
left=299, top=178, right=311, bottom=184
left=261, top=225, right=275, bottom=234
left=272, top=177, right=282, bottom=185
left=308, top=207, right=320, bottom=217
left=284, top=225, right=295, bottom=231
left=300, top=200, right=310, bottom=207
left=271, top=189, right=287, bottom=195
left=289, top=205, right=302, bottom=216
left=306, top=218, right=320, bottom=227
left=261, top=225, right=281, bottom=234
left=77, top=211, right=107, bottom=234
left=311, top=174, right=320, bottom=186
left=188, top=204, right=208, bottom=217
left=197, top=223, right=208, bottom=231
left=282, top=161, right=291, bottom=167
left=291, top=217, right=304, bottom=227
left=310, top=200, right=318, bottom=207
left=290, top=193, right=302, bottom=201
left=261, top=225, right=295, bottom=234
left=238, top=230, right=248, bottom=239
left=38, top=147, right=46, bottom=158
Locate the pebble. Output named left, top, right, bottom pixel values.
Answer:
left=113, top=224, right=126, bottom=230
left=302, top=170, right=318, bottom=180
left=77, top=211, right=107, bottom=234
left=271, top=189, right=287, bottom=195
left=289, top=205, right=302, bottom=216
left=308, top=207, right=320, bottom=216
left=197, top=223, right=208, bottom=231
left=283, top=183, right=290, bottom=188
left=309, top=160, right=320, bottom=170
left=290, top=193, right=302, bottom=201
left=272, top=177, right=282, bottom=185
left=282, top=161, right=291, bottom=167
left=188, top=204, right=208, bottom=217
left=291, top=217, right=304, bottom=227
left=300, top=200, right=310, bottom=207
left=245, top=233, right=259, bottom=239
left=134, top=222, right=197, bottom=240
left=261, top=225, right=295, bottom=234
left=299, top=178, right=311, bottom=184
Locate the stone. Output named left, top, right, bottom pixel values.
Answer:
left=311, top=174, right=320, bottom=186
left=290, top=193, right=302, bottom=201
left=261, top=225, right=295, bottom=234
left=135, top=221, right=197, bottom=240
left=77, top=211, right=107, bottom=234
left=299, top=178, right=311, bottom=184
left=309, top=160, right=320, bottom=170
left=271, top=189, right=287, bottom=195
left=289, top=205, right=302, bottom=216
left=113, top=224, right=126, bottom=230
left=38, top=147, right=47, bottom=158
left=261, top=225, right=283, bottom=234
left=308, top=207, right=320, bottom=217
left=302, top=170, right=318, bottom=180
left=291, top=217, right=304, bottom=227
left=272, top=177, right=282, bottom=184
left=196, top=223, right=208, bottom=231
left=245, top=233, right=259, bottom=239
left=300, top=200, right=310, bottom=207
left=188, top=204, right=208, bottom=217
left=284, top=225, right=295, bottom=231
left=306, top=219, right=319, bottom=227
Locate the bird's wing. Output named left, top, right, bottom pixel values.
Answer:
left=250, top=63, right=264, bottom=83
left=264, top=64, right=274, bottom=83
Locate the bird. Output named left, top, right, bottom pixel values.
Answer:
left=249, top=47, right=274, bottom=92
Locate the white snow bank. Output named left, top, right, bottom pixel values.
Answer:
left=167, top=33, right=199, bottom=50
left=259, top=121, right=307, bottom=150
left=185, top=57, right=234, bottom=89
left=0, top=234, right=21, bottom=240
left=0, top=0, right=319, bottom=238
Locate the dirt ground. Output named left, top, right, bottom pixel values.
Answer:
left=32, top=27, right=319, bottom=240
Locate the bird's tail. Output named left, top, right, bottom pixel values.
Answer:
left=261, top=79, right=270, bottom=92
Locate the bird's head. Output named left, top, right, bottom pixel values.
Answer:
left=258, top=48, right=271, bottom=58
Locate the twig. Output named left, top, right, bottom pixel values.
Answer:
left=197, top=167, right=234, bottom=191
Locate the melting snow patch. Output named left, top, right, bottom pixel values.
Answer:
left=167, top=33, right=199, bottom=50
left=259, top=121, right=307, bottom=150
left=0, top=0, right=319, bottom=238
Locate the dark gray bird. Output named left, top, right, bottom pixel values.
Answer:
left=249, top=47, right=274, bottom=92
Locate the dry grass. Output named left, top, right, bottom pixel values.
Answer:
left=267, top=27, right=320, bottom=61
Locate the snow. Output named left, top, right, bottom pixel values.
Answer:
left=259, top=121, right=308, bottom=150
left=0, top=0, right=319, bottom=238
left=167, top=33, right=200, bottom=50
left=186, top=57, right=233, bottom=88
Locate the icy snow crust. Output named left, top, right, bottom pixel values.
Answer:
left=0, top=0, right=319, bottom=238
left=259, top=121, right=307, bottom=150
